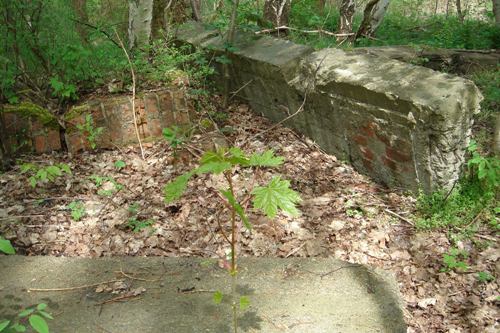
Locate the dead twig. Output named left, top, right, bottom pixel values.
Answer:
left=27, top=279, right=123, bottom=292
left=384, top=208, right=414, bottom=226
left=285, top=242, right=306, bottom=258
left=117, top=268, right=161, bottom=282
left=255, top=25, right=354, bottom=38
left=114, top=29, right=145, bottom=160
left=305, top=264, right=362, bottom=279
left=96, top=293, right=142, bottom=306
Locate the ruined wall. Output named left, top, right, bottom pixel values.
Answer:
left=177, top=22, right=482, bottom=193
left=0, top=89, right=191, bottom=155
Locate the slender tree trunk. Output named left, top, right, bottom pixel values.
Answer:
left=495, top=113, right=500, bottom=156
left=128, top=0, right=154, bottom=49
left=263, top=0, right=292, bottom=27
left=446, top=0, right=450, bottom=17
left=434, top=0, right=439, bottom=15
left=318, top=0, right=326, bottom=13
left=71, top=0, right=88, bottom=42
left=337, top=0, right=355, bottom=41
left=222, top=0, right=240, bottom=109
left=493, top=0, right=500, bottom=26
left=190, top=0, right=202, bottom=21
left=455, top=0, right=464, bottom=22
left=355, top=0, right=390, bottom=40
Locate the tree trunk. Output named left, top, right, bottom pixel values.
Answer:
left=493, top=0, right=500, bottom=26
left=455, top=0, right=464, bottom=22
left=318, top=0, right=326, bottom=13
left=263, top=0, right=292, bottom=27
left=355, top=0, right=390, bottom=40
left=128, top=0, right=154, bottom=49
left=190, top=0, right=202, bottom=21
left=71, top=0, right=88, bottom=42
left=494, top=113, right=500, bottom=156
left=337, top=0, right=355, bottom=40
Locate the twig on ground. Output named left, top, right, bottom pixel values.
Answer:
left=0, top=215, right=45, bottom=220
left=255, top=25, right=354, bottom=38
left=305, top=264, right=362, bottom=279
left=285, top=242, right=306, bottom=258
left=178, top=288, right=217, bottom=294
left=117, top=267, right=161, bottom=282
left=384, top=208, right=414, bottom=226
left=114, top=29, right=145, bottom=160
left=96, top=293, right=142, bottom=305
left=27, top=279, right=123, bottom=292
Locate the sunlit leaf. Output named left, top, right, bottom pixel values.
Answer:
left=29, top=315, right=49, bottom=333
left=252, top=176, right=301, bottom=218
left=239, top=296, right=250, bottom=310
left=0, top=238, right=15, bottom=254
left=249, top=150, right=283, bottom=167
left=213, top=291, right=223, bottom=304
left=164, top=172, right=193, bottom=203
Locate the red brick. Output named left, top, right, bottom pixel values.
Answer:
left=353, top=135, right=368, bottom=146
left=144, top=94, right=159, bottom=118
left=147, top=118, right=163, bottom=137
left=382, top=156, right=397, bottom=171
left=34, top=135, right=47, bottom=153
left=47, top=130, right=62, bottom=151
left=360, top=146, right=374, bottom=161
left=386, top=147, right=411, bottom=162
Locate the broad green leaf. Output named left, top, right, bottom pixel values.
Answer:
left=38, top=311, right=54, bottom=320
left=20, top=163, right=35, bottom=174
left=114, top=160, right=126, bottom=170
left=0, top=238, right=15, bottom=254
left=0, top=319, right=10, bottom=331
left=18, top=308, right=35, bottom=318
left=59, top=164, right=71, bottom=174
left=11, top=323, right=26, bottom=332
left=228, top=147, right=250, bottom=166
left=213, top=291, right=223, bottom=304
left=221, top=190, right=251, bottom=230
left=29, top=176, right=37, bottom=188
left=36, top=304, right=47, bottom=311
left=164, top=172, right=193, bottom=203
left=239, top=296, right=250, bottom=310
left=252, top=176, right=301, bottom=218
left=196, top=161, right=232, bottom=175
left=45, top=166, right=62, bottom=177
left=29, top=315, right=49, bottom=333
left=200, top=150, right=226, bottom=164
left=249, top=150, right=283, bottom=167
left=36, top=169, right=48, bottom=181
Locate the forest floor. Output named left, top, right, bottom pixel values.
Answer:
left=0, top=104, right=498, bottom=332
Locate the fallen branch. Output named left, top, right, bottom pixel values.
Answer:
left=96, top=293, right=141, bottom=305
left=27, top=279, right=123, bottom=292
left=384, top=208, right=414, bottom=226
left=255, top=25, right=354, bottom=38
left=116, top=267, right=161, bottom=282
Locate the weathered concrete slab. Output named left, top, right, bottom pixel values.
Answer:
left=177, top=22, right=483, bottom=193
left=0, top=256, right=406, bottom=332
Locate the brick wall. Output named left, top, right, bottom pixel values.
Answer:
left=0, top=89, right=192, bottom=155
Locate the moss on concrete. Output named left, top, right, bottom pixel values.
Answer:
left=2, top=102, right=59, bottom=128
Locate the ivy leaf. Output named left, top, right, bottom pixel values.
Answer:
left=59, top=164, right=71, bottom=175
left=213, top=291, right=223, bottom=304
left=28, top=315, right=49, bottom=333
left=18, top=308, right=35, bottom=318
left=164, top=172, right=193, bottom=203
left=0, top=238, right=15, bottom=254
left=196, top=161, right=232, bottom=175
left=252, top=176, right=301, bottom=218
left=221, top=190, right=251, bottom=230
left=0, top=319, right=10, bottom=331
left=239, top=296, right=250, bottom=310
left=249, top=150, right=283, bottom=167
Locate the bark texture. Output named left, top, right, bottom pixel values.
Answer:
left=338, top=0, right=355, bottom=39
left=128, top=0, right=154, bottom=49
left=264, top=0, right=292, bottom=27
left=494, top=0, right=500, bottom=26
left=355, top=0, right=390, bottom=39
left=71, top=0, right=88, bottom=41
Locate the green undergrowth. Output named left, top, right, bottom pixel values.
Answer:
left=416, top=141, right=499, bottom=237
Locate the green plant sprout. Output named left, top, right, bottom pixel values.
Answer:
left=126, top=203, right=154, bottom=232
left=477, top=271, right=495, bottom=283
left=0, top=303, right=53, bottom=333
left=67, top=201, right=86, bottom=221
left=164, top=147, right=301, bottom=333
left=89, top=175, right=123, bottom=197
left=76, top=114, right=104, bottom=150
left=441, top=248, right=469, bottom=272
left=20, top=163, right=71, bottom=188
left=0, top=237, right=15, bottom=254
left=114, top=160, right=126, bottom=171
